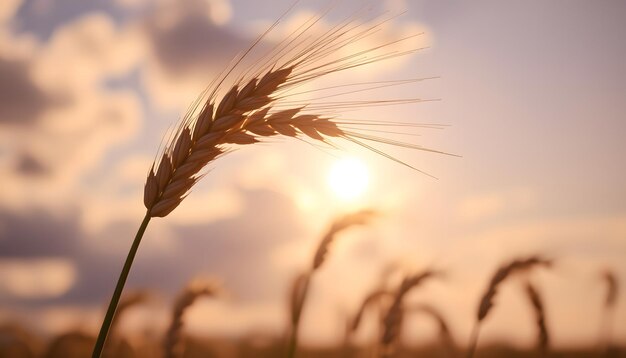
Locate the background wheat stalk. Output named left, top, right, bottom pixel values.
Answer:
left=466, top=256, right=551, bottom=358
left=523, top=281, right=549, bottom=357
left=380, top=270, right=439, bottom=358
left=598, top=269, right=618, bottom=356
left=349, top=289, right=393, bottom=336
left=287, top=209, right=376, bottom=358
left=408, top=304, right=457, bottom=358
left=164, top=279, right=219, bottom=358
left=92, top=6, right=448, bottom=357
left=108, top=291, right=151, bottom=341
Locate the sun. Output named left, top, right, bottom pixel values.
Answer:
left=327, top=157, right=370, bottom=200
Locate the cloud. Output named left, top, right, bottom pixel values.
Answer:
left=0, top=208, right=83, bottom=258
left=14, top=151, right=49, bottom=176
left=0, top=11, right=142, bottom=214
left=0, top=57, right=55, bottom=124
left=457, top=187, right=536, bottom=222
left=0, top=0, right=22, bottom=23
left=137, top=0, right=247, bottom=109
left=0, top=258, right=77, bottom=299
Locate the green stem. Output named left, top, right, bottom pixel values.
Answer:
left=92, top=212, right=152, bottom=358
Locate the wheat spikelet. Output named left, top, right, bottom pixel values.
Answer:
left=523, top=281, right=549, bottom=357
left=164, top=279, right=220, bottom=358
left=380, top=270, right=439, bottom=357
left=143, top=10, right=451, bottom=218
left=466, top=256, right=551, bottom=358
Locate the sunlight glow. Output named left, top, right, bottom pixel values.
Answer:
left=327, top=157, right=369, bottom=200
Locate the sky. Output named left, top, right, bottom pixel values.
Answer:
left=1, top=0, right=625, bottom=350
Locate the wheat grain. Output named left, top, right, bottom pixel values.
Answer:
left=164, top=279, right=220, bottom=358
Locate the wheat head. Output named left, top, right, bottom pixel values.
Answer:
left=466, top=256, right=551, bottom=358
left=312, top=209, right=377, bottom=270
left=477, top=256, right=551, bottom=322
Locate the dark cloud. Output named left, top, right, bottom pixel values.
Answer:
left=14, top=0, right=123, bottom=40
left=145, top=12, right=250, bottom=77
left=0, top=58, right=51, bottom=124
left=0, top=209, right=82, bottom=258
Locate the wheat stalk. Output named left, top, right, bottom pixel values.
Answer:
left=108, top=291, right=151, bottom=339
left=287, top=209, right=376, bottom=358
left=409, top=304, right=457, bottom=358
left=523, top=281, right=549, bottom=357
left=466, top=256, right=551, bottom=358
left=380, top=270, right=439, bottom=358
left=598, top=269, right=619, bottom=356
left=164, top=279, right=220, bottom=358
left=350, top=289, right=393, bottom=335
left=93, top=6, right=449, bottom=356
left=347, top=268, right=402, bottom=354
